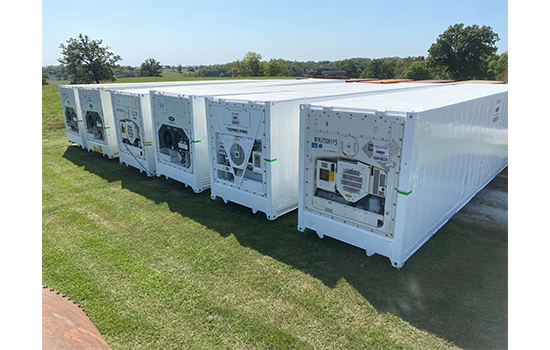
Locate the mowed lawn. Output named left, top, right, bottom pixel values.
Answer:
left=42, top=80, right=507, bottom=350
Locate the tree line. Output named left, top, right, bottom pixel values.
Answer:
left=45, top=23, right=507, bottom=85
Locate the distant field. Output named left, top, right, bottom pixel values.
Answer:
left=42, top=80, right=507, bottom=349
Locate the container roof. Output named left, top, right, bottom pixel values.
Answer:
left=305, top=83, right=508, bottom=114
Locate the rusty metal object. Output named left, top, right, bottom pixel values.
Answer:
left=42, top=286, right=111, bottom=350
left=360, top=79, right=414, bottom=84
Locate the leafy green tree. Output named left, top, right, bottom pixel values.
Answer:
left=42, top=72, right=49, bottom=85
left=231, top=60, right=244, bottom=77
left=241, top=51, right=263, bottom=76
left=177, top=64, right=183, bottom=74
left=427, top=23, right=499, bottom=80
left=360, top=58, right=396, bottom=79
left=335, top=59, right=358, bottom=78
left=486, top=51, right=508, bottom=80
left=399, top=60, right=431, bottom=80
left=58, top=34, right=121, bottom=84
left=139, top=58, right=163, bottom=77
left=266, top=58, right=289, bottom=77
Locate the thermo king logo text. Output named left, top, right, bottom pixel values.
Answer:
left=314, top=137, right=338, bottom=146
left=227, top=127, right=248, bottom=134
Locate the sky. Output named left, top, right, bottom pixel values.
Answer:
left=42, top=0, right=508, bottom=67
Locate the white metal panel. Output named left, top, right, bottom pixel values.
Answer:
left=78, top=87, right=119, bottom=158
left=110, top=90, right=156, bottom=176
left=59, top=85, right=86, bottom=148
left=297, top=83, right=508, bottom=268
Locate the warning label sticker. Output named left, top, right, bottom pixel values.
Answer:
left=373, top=145, right=389, bottom=163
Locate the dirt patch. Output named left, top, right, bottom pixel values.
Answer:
left=451, top=174, right=508, bottom=241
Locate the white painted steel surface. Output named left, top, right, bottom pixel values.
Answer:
left=110, top=90, right=156, bottom=176
left=59, top=85, right=86, bottom=148
left=206, top=82, right=449, bottom=220
left=297, top=83, right=508, bottom=267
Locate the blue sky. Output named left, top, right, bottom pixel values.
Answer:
left=42, top=0, right=508, bottom=67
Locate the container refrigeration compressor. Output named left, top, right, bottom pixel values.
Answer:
left=207, top=82, right=450, bottom=220
left=297, top=83, right=508, bottom=268
left=75, top=79, right=342, bottom=159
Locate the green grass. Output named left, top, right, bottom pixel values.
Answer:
left=42, top=80, right=507, bottom=349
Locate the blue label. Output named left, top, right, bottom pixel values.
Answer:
left=89, top=104, right=93, bottom=108
left=312, top=142, right=318, bottom=148
left=168, top=116, right=175, bottom=122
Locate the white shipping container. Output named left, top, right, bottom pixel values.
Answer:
left=297, top=84, right=508, bottom=268
left=108, top=79, right=345, bottom=181
left=206, top=82, right=450, bottom=220
left=75, top=79, right=340, bottom=158
left=59, top=85, right=86, bottom=148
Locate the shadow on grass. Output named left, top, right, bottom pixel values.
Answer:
left=63, top=145, right=507, bottom=350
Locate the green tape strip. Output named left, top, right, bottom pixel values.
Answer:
left=144, top=142, right=152, bottom=146
left=265, top=158, right=277, bottom=162
left=104, top=127, right=110, bottom=129
left=78, top=120, right=83, bottom=122
left=191, top=140, right=201, bottom=143
left=397, top=190, right=412, bottom=196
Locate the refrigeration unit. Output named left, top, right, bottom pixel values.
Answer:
left=76, top=79, right=345, bottom=158
left=207, top=82, right=450, bottom=220
left=297, top=83, right=508, bottom=268
left=59, top=85, right=86, bottom=148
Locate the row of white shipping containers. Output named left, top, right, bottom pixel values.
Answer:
left=59, top=79, right=344, bottom=156
left=297, top=83, right=508, bottom=267
left=108, top=79, right=346, bottom=184
left=59, top=80, right=507, bottom=268
left=59, top=80, right=252, bottom=150
left=108, top=81, right=441, bottom=195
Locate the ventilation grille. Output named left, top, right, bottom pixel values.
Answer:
left=340, top=167, right=364, bottom=194
left=372, top=169, right=387, bottom=196
left=230, top=143, right=245, bottom=166
left=127, top=124, right=134, bottom=140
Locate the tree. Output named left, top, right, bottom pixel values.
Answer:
left=177, top=64, right=183, bottom=74
left=241, top=51, right=263, bottom=76
left=58, top=34, right=121, bottom=84
left=42, top=72, right=49, bottom=85
left=427, top=23, right=499, bottom=81
left=335, top=59, right=358, bottom=78
left=486, top=51, right=508, bottom=81
left=266, top=58, right=289, bottom=77
left=360, top=58, right=396, bottom=79
left=400, top=60, right=431, bottom=80
left=139, top=58, right=163, bottom=77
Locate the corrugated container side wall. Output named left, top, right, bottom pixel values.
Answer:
left=268, top=101, right=302, bottom=216
left=398, top=92, right=508, bottom=261
left=190, top=96, right=212, bottom=190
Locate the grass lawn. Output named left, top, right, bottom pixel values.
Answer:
left=42, top=80, right=507, bottom=349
